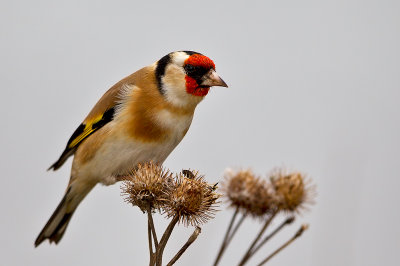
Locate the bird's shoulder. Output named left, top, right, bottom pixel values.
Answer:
left=48, top=65, right=157, bottom=170
left=84, top=65, right=157, bottom=123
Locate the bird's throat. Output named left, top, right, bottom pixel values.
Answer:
left=185, top=76, right=210, bottom=97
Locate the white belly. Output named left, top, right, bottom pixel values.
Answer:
left=78, top=111, right=193, bottom=185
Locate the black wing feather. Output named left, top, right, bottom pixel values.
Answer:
left=48, top=107, right=116, bottom=171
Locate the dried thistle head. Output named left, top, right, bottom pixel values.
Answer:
left=223, top=169, right=276, bottom=217
left=121, top=162, right=173, bottom=212
left=163, top=171, right=220, bottom=226
left=270, top=169, right=315, bottom=213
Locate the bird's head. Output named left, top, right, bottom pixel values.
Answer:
left=155, top=51, right=228, bottom=108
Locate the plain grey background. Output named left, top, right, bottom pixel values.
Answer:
left=1, top=0, right=399, bottom=265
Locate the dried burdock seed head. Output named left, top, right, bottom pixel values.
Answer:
left=223, top=169, right=277, bottom=217
left=121, top=162, right=173, bottom=212
left=223, top=169, right=255, bottom=208
left=164, top=170, right=220, bottom=226
left=270, top=169, right=315, bottom=213
left=247, top=179, right=276, bottom=217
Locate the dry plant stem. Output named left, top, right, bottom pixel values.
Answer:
left=167, top=226, right=202, bottom=266
left=148, top=221, right=155, bottom=266
left=213, top=207, right=239, bottom=266
left=250, top=216, right=295, bottom=257
left=147, top=206, right=158, bottom=249
left=214, top=212, right=247, bottom=266
left=155, top=215, right=179, bottom=266
left=238, top=211, right=278, bottom=266
left=226, top=213, right=246, bottom=245
left=256, top=224, right=308, bottom=266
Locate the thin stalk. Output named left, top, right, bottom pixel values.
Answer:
left=167, top=227, right=201, bottom=266
left=148, top=220, right=155, bottom=266
left=155, top=215, right=179, bottom=266
left=226, top=213, right=246, bottom=245
left=250, top=216, right=295, bottom=257
left=213, top=207, right=239, bottom=266
left=238, top=211, right=278, bottom=266
left=147, top=206, right=158, bottom=249
left=256, top=224, right=309, bottom=266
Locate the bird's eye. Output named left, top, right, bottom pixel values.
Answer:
left=185, top=64, right=195, bottom=73
left=184, top=64, right=208, bottom=80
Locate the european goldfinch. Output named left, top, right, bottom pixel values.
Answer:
left=35, top=51, right=227, bottom=247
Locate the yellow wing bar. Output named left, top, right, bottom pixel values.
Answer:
left=68, top=115, right=103, bottom=149
left=48, top=107, right=116, bottom=171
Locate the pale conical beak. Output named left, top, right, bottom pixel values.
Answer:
left=200, top=69, right=228, bottom=88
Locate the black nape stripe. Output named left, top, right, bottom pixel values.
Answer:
left=155, top=53, right=172, bottom=95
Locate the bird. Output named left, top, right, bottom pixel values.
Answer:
left=35, top=50, right=228, bottom=247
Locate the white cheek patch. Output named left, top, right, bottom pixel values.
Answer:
left=162, top=64, right=201, bottom=108
left=162, top=64, right=187, bottom=98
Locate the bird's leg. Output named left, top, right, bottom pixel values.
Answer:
left=114, top=174, right=131, bottom=182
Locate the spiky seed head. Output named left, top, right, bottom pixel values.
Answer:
left=121, top=162, right=173, bottom=212
left=270, top=169, right=315, bottom=213
left=223, top=169, right=277, bottom=217
left=164, top=171, right=220, bottom=226
left=246, top=179, right=277, bottom=217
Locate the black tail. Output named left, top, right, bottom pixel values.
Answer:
left=35, top=193, right=74, bottom=247
left=35, top=183, right=94, bottom=247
